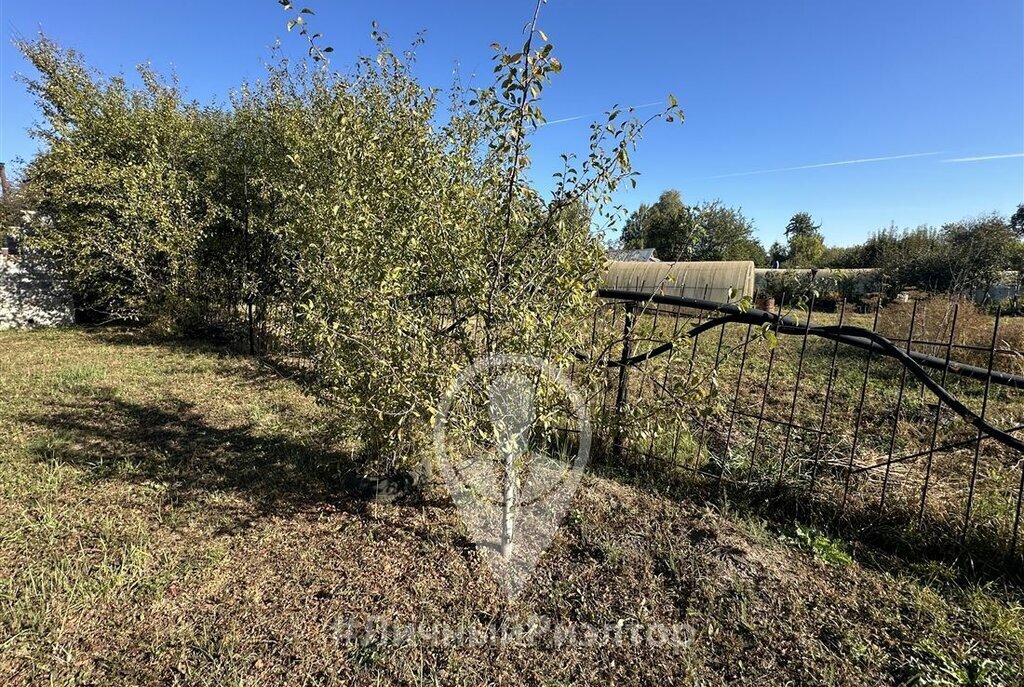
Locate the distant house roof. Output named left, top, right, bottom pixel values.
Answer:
left=606, top=248, right=659, bottom=262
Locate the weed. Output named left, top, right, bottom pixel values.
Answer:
left=964, top=584, right=1024, bottom=657
left=595, top=540, right=624, bottom=568
left=902, top=639, right=1015, bottom=687
left=778, top=523, right=853, bottom=566
left=51, top=364, right=106, bottom=393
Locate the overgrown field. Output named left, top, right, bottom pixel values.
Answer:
left=1, top=327, right=1023, bottom=685
left=603, top=299, right=1024, bottom=562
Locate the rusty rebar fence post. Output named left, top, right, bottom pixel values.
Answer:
left=809, top=298, right=846, bottom=498
left=646, top=303, right=682, bottom=464
left=777, top=292, right=816, bottom=487
left=613, top=301, right=636, bottom=461
left=1011, top=443, right=1024, bottom=556
left=747, top=295, right=785, bottom=487
left=963, top=305, right=1001, bottom=540
left=695, top=312, right=728, bottom=472
left=842, top=297, right=883, bottom=512
left=722, top=322, right=754, bottom=490
left=642, top=300, right=663, bottom=466
left=919, top=302, right=959, bottom=528
left=880, top=299, right=919, bottom=509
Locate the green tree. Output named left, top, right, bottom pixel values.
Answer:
left=619, top=201, right=651, bottom=249
left=17, top=2, right=686, bottom=499
left=771, top=212, right=826, bottom=267
left=0, top=168, right=31, bottom=249
left=1009, top=204, right=1024, bottom=274
left=787, top=233, right=826, bottom=267
left=262, top=7, right=682, bottom=475
left=942, top=213, right=1018, bottom=291
left=689, top=201, right=767, bottom=264
left=868, top=226, right=949, bottom=293
left=723, top=236, right=769, bottom=265
left=1010, top=203, right=1024, bottom=238
left=850, top=218, right=1018, bottom=295
left=821, top=244, right=863, bottom=268
left=627, top=190, right=688, bottom=258
left=18, top=36, right=219, bottom=321
left=621, top=190, right=766, bottom=263
left=785, top=212, right=821, bottom=238
left=766, top=241, right=786, bottom=267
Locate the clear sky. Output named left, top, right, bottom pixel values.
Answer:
left=1, top=0, right=1022, bottom=247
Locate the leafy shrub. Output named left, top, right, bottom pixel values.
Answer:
left=17, top=6, right=683, bottom=471
left=18, top=37, right=222, bottom=321
left=760, top=269, right=857, bottom=310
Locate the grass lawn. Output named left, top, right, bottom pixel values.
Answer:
left=2, top=327, right=1023, bottom=685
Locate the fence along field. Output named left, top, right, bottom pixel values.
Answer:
left=234, top=274, right=1024, bottom=570
left=572, top=285, right=1024, bottom=569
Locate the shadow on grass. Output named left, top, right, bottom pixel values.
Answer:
left=84, top=325, right=321, bottom=388
left=19, top=328, right=482, bottom=564
left=588, top=437, right=1024, bottom=588
left=22, top=379, right=373, bottom=531
left=28, top=329, right=1021, bottom=586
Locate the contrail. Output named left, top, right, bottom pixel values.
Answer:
left=943, top=152, right=1024, bottom=163
left=538, top=100, right=664, bottom=128
left=709, top=151, right=943, bottom=179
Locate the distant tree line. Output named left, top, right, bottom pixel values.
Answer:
left=621, top=189, right=1024, bottom=293
left=819, top=210, right=1024, bottom=293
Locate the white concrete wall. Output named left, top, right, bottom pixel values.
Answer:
left=0, top=253, right=74, bottom=329
left=971, top=271, right=1022, bottom=304
left=754, top=268, right=882, bottom=297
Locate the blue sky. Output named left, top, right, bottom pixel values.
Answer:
left=1, top=1, right=1021, bottom=247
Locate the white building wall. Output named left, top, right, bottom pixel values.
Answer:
left=0, top=253, right=74, bottom=329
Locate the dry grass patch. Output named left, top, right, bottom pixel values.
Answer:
left=1, top=328, right=1022, bottom=685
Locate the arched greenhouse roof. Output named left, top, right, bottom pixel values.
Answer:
left=603, top=260, right=755, bottom=303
